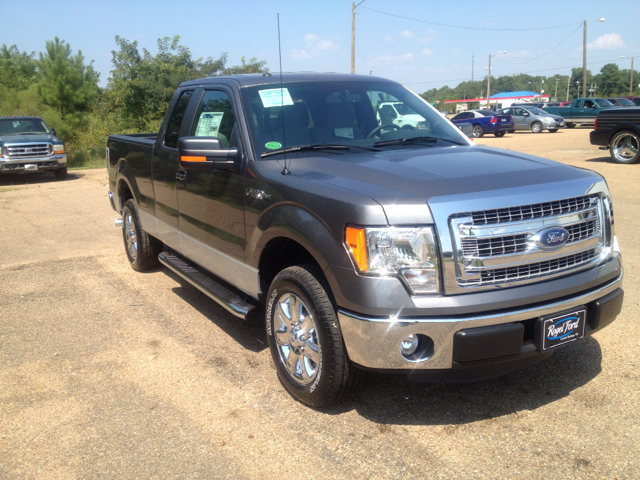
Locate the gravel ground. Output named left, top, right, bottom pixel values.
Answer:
left=1, top=128, right=638, bottom=479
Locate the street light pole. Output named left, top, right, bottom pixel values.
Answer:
left=351, top=1, right=365, bottom=74
left=583, top=18, right=605, bottom=98
left=486, top=51, right=506, bottom=110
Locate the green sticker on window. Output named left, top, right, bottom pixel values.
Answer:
left=265, top=141, right=282, bottom=150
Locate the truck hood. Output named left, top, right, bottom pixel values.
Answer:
left=0, top=133, right=57, bottom=146
left=261, top=145, right=599, bottom=223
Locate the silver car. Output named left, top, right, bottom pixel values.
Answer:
left=498, top=106, right=565, bottom=133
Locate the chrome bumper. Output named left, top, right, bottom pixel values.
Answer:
left=338, top=273, right=623, bottom=370
left=0, top=154, right=67, bottom=171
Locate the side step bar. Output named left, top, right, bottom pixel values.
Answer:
left=158, top=252, right=256, bottom=321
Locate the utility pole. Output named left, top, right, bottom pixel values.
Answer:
left=472, top=52, right=474, bottom=82
left=583, top=18, right=605, bottom=99
left=555, top=77, right=559, bottom=100
left=566, top=75, right=570, bottom=101
left=622, top=56, right=635, bottom=94
left=486, top=51, right=506, bottom=110
left=351, top=1, right=365, bottom=74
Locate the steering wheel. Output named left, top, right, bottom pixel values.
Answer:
left=366, top=124, right=401, bottom=139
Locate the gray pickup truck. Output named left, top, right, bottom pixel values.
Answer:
left=107, top=73, right=623, bottom=407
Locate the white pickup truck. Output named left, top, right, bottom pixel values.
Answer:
left=376, top=101, right=429, bottom=130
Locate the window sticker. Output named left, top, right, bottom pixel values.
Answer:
left=259, top=88, right=294, bottom=108
left=13, top=121, right=20, bottom=128
left=334, top=128, right=354, bottom=139
left=195, top=112, right=223, bottom=137
left=265, top=141, right=283, bottom=150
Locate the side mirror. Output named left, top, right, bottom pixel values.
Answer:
left=51, top=128, right=57, bottom=136
left=523, top=112, right=530, bottom=117
left=178, top=137, right=238, bottom=171
left=456, top=122, right=474, bottom=139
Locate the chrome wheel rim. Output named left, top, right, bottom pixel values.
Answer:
left=274, top=293, right=320, bottom=386
left=612, top=133, right=639, bottom=163
left=473, top=126, right=482, bottom=137
left=123, top=210, right=138, bottom=261
left=532, top=123, right=541, bottom=133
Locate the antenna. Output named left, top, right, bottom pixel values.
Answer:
left=278, top=14, right=290, bottom=175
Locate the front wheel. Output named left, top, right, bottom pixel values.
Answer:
left=121, top=199, right=162, bottom=271
left=54, top=166, right=67, bottom=180
left=472, top=124, right=484, bottom=138
left=548, top=129, right=558, bottom=133
left=610, top=130, right=640, bottom=164
left=566, top=123, right=576, bottom=129
left=266, top=265, right=359, bottom=407
left=494, top=131, right=506, bottom=137
left=531, top=122, right=543, bottom=133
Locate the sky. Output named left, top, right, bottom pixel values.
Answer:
left=3, top=0, right=639, bottom=96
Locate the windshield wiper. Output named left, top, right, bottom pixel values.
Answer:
left=16, top=132, right=47, bottom=135
left=261, top=143, right=352, bottom=158
left=374, top=136, right=465, bottom=147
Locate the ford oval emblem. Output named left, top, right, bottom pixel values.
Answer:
left=536, top=227, right=570, bottom=250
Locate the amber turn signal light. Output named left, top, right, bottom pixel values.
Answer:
left=345, top=227, right=368, bottom=271
left=180, top=156, right=207, bottom=162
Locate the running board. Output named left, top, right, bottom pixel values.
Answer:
left=158, top=252, right=256, bottom=321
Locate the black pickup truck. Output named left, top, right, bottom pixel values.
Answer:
left=107, top=73, right=623, bottom=407
left=590, top=107, right=640, bottom=164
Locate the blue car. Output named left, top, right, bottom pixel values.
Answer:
left=450, top=110, right=514, bottom=138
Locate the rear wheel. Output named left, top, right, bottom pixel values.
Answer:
left=54, top=166, right=67, bottom=180
left=610, top=130, right=640, bottom=164
left=531, top=122, right=543, bottom=133
left=266, top=265, right=360, bottom=407
left=121, top=199, right=162, bottom=271
left=472, top=124, right=484, bottom=138
left=566, top=123, right=576, bottom=129
left=494, top=131, right=506, bottom=137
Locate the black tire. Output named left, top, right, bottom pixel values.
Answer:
left=566, top=123, right=576, bottom=129
left=609, top=130, right=640, bottom=164
left=531, top=121, right=543, bottom=133
left=265, top=265, right=360, bottom=407
left=494, top=131, right=506, bottom=137
left=54, top=166, right=67, bottom=180
left=548, top=129, right=558, bottom=133
left=121, top=199, right=162, bottom=271
left=472, top=124, right=484, bottom=138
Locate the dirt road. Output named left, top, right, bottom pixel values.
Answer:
left=1, top=128, right=638, bottom=479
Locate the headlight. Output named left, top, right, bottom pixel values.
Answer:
left=53, top=144, right=65, bottom=154
left=345, top=226, right=440, bottom=294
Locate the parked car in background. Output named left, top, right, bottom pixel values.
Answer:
left=607, top=98, right=638, bottom=107
left=543, top=98, right=616, bottom=127
left=545, top=101, right=572, bottom=108
left=0, top=116, right=67, bottom=179
left=449, top=109, right=514, bottom=137
left=376, top=102, right=429, bottom=130
left=590, top=107, right=640, bottom=164
left=511, top=102, right=546, bottom=108
left=498, top=106, right=565, bottom=133
left=622, top=96, right=640, bottom=106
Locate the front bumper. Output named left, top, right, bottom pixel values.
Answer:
left=338, top=272, right=623, bottom=373
left=0, top=154, right=67, bottom=173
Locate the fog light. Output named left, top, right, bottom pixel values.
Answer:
left=400, top=334, right=419, bottom=356
left=401, top=268, right=439, bottom=294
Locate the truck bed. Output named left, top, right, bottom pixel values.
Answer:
left=108, top=133, right=158, bottom=146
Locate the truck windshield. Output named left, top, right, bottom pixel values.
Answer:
left=0, top=118, right=50, bottom=135
left=240, top=81, right=466, bottom=158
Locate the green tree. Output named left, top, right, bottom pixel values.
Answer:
left=36, top=37, right=99, bottom=117
left=0, top=44, right=38, bottom=90
left=593, top=63, right=627, bottom=97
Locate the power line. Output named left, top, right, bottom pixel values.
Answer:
left=360, top=6, right=581, bottom=31
left=495, top=24, right=583, bottom=65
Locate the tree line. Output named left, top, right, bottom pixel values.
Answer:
left=421, top=64, right=638, bottom=111
left=0, top=36, right=268, bottom=167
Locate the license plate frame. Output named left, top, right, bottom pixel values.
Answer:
left=536, top=306, right=587, bottom=352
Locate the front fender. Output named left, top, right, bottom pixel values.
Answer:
left=248, top=202, right=352, bottom=272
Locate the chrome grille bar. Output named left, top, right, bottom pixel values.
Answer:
left=5, top=143, right=52, bottom=158
left=470, top=195, right=592, bottom=225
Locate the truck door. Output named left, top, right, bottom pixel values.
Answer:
left=152, top=88, right=196, bottom=250
left=176, top=88, right=249, bottom=286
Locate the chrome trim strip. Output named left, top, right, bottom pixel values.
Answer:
left=338, top=273, right=623, bottom=370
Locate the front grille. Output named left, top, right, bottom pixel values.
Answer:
left=467, top=249, right=598, bottom=286
left=451, top=194, right=606, bottom=289
left=470, top=195, right=592, bottom=225
left=461, top=217, right=600, bottom=258
left=6, top=143, right=52, bottom=158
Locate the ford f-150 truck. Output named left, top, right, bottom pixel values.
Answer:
left=543, top=98, right=617, bottom=128
left=107, top=73, right=623, bottom=407
left=0, top=116, right=67, bottom=179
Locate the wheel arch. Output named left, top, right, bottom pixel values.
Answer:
left=607, top=124, right=640, bottom=145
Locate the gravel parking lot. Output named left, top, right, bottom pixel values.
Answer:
left=1, top=128, right=638, bottom=479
